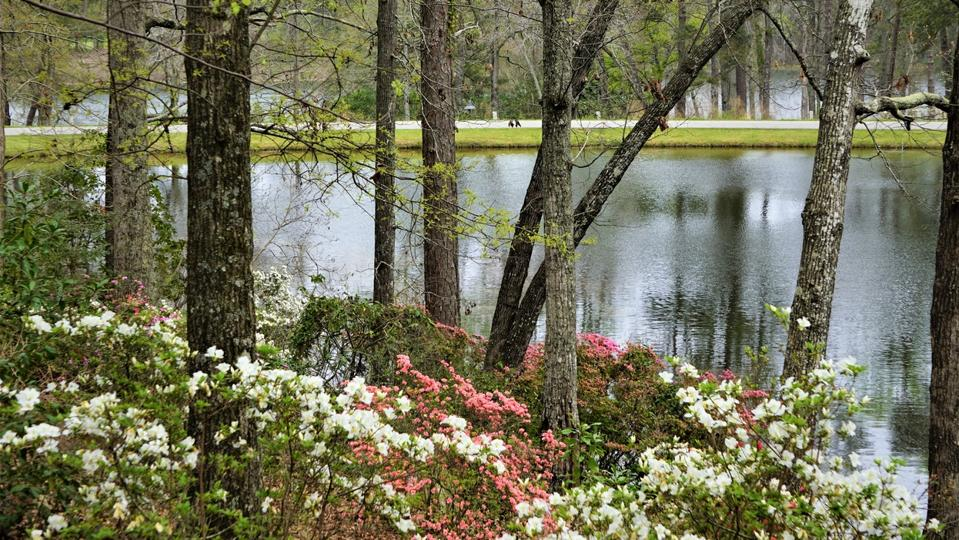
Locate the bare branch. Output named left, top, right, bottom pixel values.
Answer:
left=760, top=7, right=823, bottom=102
left=855, top=92, right=951, bottom=130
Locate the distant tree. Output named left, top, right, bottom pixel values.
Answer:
left=420, top=0, right=460, bottom=325
left=105, top=0, right=154, bottom=295
left=184, top=0, right=259, bottom=527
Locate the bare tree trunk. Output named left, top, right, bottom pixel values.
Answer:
left=927, top=25, right=959, bottom=540
left=0, top=30, right=8, bottom=127
left=420, top=0, right=460, bottom=326
left=782, top=0, right=873, bottom=378
left=485, top=0, right=619, bottom=368
left=735, top=62, right=748, bottom=115
left=540, top=0, right=578, bottom=477
left=800, top=26, right=810, bottom=119
left=37, top=35, right=54, bottom=126
left=710, top=55, right=721, bottom=117
left=184, top=0, right=259, bottom=529
left=373, top=0, right=397, bottom=304
left=490, top=45, right=500, bottom=119
left=675, top=0, right=687, bottom=118
left=493, top=0, right=766, bottom=368
left=880, top=0, right=901, bottom=95
left=106, top=0, right=154, bottom=294
left=761, top=14, right=773, bottom=118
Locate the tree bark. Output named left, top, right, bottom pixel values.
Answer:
left=676, top=0, right=687, bottom=118
left=0, top=24, right=5, bottom=237
left=106, top=0, right=154, bottom=295
left=37, top=35, right=54, bottom=126
left=490, top=45, right=500, bottom=119
left=420, top=0, right=460, bottom=326
left=0, top=30, right=9, bottom=127
left=373, top=0, right=397, bottom=305
left=761, top=14, right=773, bottom=118
left=710, top=55, right=721, bottom=117
left=494, top=0, right=766, bottom=368
left=540, top=0, right=578, bottom=471
left=484, top=0, right=619, bottom=368
left=184, top=0, right=259, bottom=528
left=782, top=0, right=873, bottom=378
left=927, top=23, right=959, bottom=540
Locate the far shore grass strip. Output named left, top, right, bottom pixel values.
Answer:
left=5, top=126, right=946, bottom=163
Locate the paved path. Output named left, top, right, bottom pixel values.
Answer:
left=4, top=118, right=947, bottom=136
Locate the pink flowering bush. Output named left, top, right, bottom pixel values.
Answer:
left=0, top=300, right=557, bottom=538
left=505, top=333, right=695, bottom=476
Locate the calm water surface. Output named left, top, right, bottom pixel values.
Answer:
left=154, top=147, right=942, bottom=492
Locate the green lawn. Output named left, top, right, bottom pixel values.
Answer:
left=4, top=125, right=945, bottom=164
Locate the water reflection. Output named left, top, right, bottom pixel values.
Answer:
left=80, top=147, right=949, bottom=493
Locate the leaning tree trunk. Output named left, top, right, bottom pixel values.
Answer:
left=540, top=0, right=578, bottom=479
left=184, top=0, right=259, bottom=529
left=782, top=0, right=873, bottom=378
left=484, top=0, right=619, bottom=368
left=420, top=0, right=460, bottom=326
left=927, top=25, right=959, bottom=540
left=106, top=0, right=154, bottom=294
left=493, top=0, right=767, bottom=368
left=373, top=0, right=397, bottom=304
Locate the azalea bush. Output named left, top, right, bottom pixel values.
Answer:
left=0, top=301, right=555, bottom=538
left=505, top=358, right=936, bottom=539
left=506, top=334, right=694, bottom=478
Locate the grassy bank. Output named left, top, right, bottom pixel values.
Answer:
left=5, top=126, right=945, bottom=163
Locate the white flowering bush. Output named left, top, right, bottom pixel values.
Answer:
left=252, top=268, right=306, bottom=351
left=1, top=303, right=556, bottom=538
left=505, top=359, right=936, bottom=539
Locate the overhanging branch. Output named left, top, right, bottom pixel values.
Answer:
left=855, top=92, right=950, bottom=130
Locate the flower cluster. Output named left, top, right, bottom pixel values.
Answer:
left=506, top=358, right=935, bottom=539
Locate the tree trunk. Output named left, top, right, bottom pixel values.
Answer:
left=761, top=14, right=773, bottom=118
left=484, top=0, right=619, bottom=368
left=37, top=35, right=54, bottom=126
left=782, top=0, right=873, bottom=378
left=927, top=24, right=959, bottom=540
left=675, top=0, right=687, bottom=118
left=106, top=0, right=154, bottom=295
left=490, top=45, right=500, bottom=119
left=420, top=0, right=460, bottom=326
left=0, top=30, right=9, bottom=127
left=493, top=0, right=766, bottom=368
left=710, top=55, right=721, bottom=117
left=373, top=0, right=397, bottom=305
left=184, top=0, right=259, bottom=529
left=880, top=0, right=901, bottom=95
left=735, top=61, right=748, bottom=115
left=540, top=0, right=578, bottom=477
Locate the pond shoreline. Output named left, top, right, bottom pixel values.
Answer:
left=5, top=126, right=946, bottom=162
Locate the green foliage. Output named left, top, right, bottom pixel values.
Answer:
left=0, top=168, right=107, bottom=342
left=287, top=296, right=483, bottom=385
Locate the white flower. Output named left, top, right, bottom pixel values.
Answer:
left=395, top=518, right=416, bottom=533
left=796, top=317, right=811, bottom=330
left=16, top=388, right=41, bottom=413
left=441, top=415, right=467, bottom=431
left=396, top=395, right=412, bottom=413
left=81, top=449, right=106, bottom=473
left=47, top=514, right=68, bottom=531
left=205, top=346, right=225, bottom=360
left=261, top=496, right=273, bottom=513
left=658, top=371, right=674, bottom=384
left=849, top=452, right=861, bottom=468
left=524, top=516, right=544, bottom=535
left=28, top=315, right=52, bottom=333
left=839, top=420, right=857, bottom=437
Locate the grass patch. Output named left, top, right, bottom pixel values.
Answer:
left=5, top=125, right=945, bottom=165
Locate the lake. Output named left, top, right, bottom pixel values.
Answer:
left=136, top=147, right=945, bottom=493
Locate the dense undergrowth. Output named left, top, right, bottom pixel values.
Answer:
left=0, top=168, right=939, bottom=538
